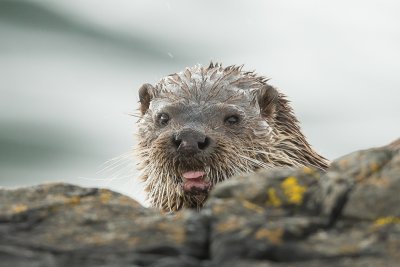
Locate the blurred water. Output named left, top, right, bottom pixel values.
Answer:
left=1, top=0, right=399, bottom=205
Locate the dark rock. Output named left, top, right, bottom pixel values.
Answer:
left=0, top=183, right=206, bottom=267
left=338, top=149, right=400, bottom=220
left=1, top=143, right=400, bottom=266
left=205, top=168, right=328, bottom=263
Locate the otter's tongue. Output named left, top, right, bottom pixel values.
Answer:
left=182, top=171, right=210, bottom=193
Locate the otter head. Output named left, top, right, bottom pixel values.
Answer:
left=137, top=63, right=328, bottom=212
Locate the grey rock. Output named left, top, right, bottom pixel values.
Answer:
left=0, top=183, right=206, bottom=267
left=1, top=142, right=400, bottom=266
left=327, top=147, right=400, bottom=220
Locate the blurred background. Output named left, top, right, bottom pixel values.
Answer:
left=1, top=0, right=399, bottom=205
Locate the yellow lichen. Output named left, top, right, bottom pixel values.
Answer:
left=281, top=176, right=306, bottom=205
left=266, top=188, right=282, bottom=207
left=374, top=216, right=400, bottom=227
left=254, top=228, right=283, bottom=244
left=12, top=204, right=28, bottom=214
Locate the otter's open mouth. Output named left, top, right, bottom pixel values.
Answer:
left=181, top=171, right=211, bottom=195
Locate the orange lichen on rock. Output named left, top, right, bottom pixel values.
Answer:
left=254, top=228, right=283, bottom=244
left=216, top=216, right=242, bottom=233
left=11, top=204, right=28, bottom=214
left=100, top=190, right=112, bottom=204
left=302, top=166, right=314, bottom=175
left=369, top=162, right=380, bottom=173
left=242, top=200, right=264, bottom=213
left=67, top=196, right=81, bottom=205
left=156, top=220, right=186, bottom=244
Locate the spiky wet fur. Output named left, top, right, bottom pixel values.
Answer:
left=137, top=63, right=329, bottom=212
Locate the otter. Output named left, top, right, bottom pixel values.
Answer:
left=136, top=63, right=329, bottom=212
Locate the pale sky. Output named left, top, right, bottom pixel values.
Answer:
left=1, top=0, right=399, bottom=205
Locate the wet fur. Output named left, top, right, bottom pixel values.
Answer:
left=137, top=63, right=329, bottom=212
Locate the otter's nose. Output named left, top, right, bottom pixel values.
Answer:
left=173, top=129, right=210, bottom=155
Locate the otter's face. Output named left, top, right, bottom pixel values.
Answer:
left=136, top=65, right=283, bottom=211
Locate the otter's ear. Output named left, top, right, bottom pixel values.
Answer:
left=138, top=83, right=155, bottom=115
left=256, top=84, right=279, bottom=119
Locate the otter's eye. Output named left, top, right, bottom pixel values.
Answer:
left=224, top=115, right=240, bottom=125
left=158, top=113, right=170, bottom=126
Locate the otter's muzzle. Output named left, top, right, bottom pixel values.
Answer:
left=173, top=129, right=211, bottom=155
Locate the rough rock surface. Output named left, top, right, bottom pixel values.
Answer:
left=1, top=142, right=399, bottom=266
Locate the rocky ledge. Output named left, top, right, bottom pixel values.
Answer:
left=1, top=142, right=400, bottom=267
